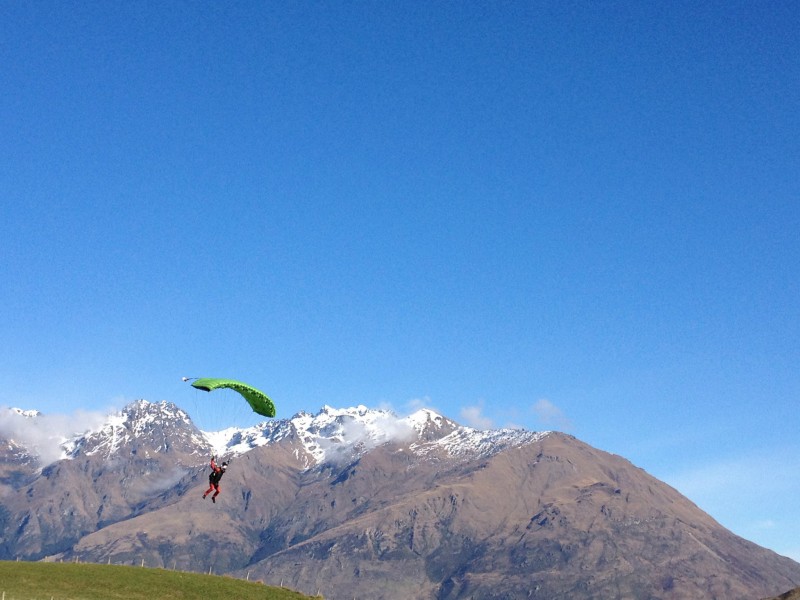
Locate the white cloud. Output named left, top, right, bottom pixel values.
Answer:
left=502, top=421, right=525, bottom=431
left=460, top=403, right=494, bottom=430
left=532, top=398, right=572, bottom=431
left=126, top=466, right=191, bottom=501
left=315, top=411, right=417, bottom=466
left=404, top=396, right=435, bottom=414
left=0, top=406, right=109, bottom=465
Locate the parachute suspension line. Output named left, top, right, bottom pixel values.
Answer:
left=182, top=377, right=224, bottom=432
left=186, top=380, right=205, bottom=431
left=181, top=376, right=277, bottom=430
left=186, top=378, right=276, bottom=418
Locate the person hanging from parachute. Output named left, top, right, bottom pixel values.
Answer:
left=202, top=455, right=228, bottom=503
left=183, top=376, right=275, bottom=504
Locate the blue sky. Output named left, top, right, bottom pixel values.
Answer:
left=2, top=1, right=798, bottom=560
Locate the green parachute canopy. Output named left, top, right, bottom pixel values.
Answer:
left=187, top=378, right=276, bottom=418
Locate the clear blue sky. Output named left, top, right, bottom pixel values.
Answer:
left=2, top=1, right=798, bottom=560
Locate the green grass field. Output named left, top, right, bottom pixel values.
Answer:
left=0, top=561, right=317, bottom=600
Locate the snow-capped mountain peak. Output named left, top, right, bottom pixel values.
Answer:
left=199, top=404, right=416, bottom=464
left=197, top=404, right=549, bottom=468
left=288, top=404, right=416, bottom=465
left=65, top=400, right=208, bottom=459
left=4, top=401, right=549, bottom=469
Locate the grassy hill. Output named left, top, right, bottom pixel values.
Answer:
left=0, top=561, right=318, bottom=600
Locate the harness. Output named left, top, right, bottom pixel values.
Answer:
left=209, top=468, right=224, bottom=485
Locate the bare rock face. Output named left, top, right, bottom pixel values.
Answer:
left=0, top=440, right=39, bottom=492
left=2, top=402, right=799, bottom=600
left=763, top=588, right=800, bottom=600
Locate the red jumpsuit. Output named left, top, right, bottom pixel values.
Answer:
left=202, top=457, right=225, bottom=503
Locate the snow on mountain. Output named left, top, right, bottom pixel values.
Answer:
left=69, top=400, right=209, bottom=459
left=5, top=400, right=550, bottom=468
left=418, top=425, right=550, bottom=459
left=404, top=407, right=452, bottom=432
left=290, top=404, right=418, bottom=464
left=201, top=419, right=292, bottom=458
left=200, top=404, right=413, bottom=464
left=200, top=403, right=550, bottom=468
left=9, top=408, right=42, bottom=418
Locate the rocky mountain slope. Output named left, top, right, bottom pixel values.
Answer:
left=764, top=589, right=800, bottom=600
left=2, top=400, right=799, bottom=599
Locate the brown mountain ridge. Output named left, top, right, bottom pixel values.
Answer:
left=1, top=402, right=798, bottom=599
left=764, top=588, right=800, bottom=600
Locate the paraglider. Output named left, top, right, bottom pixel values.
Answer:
left=182, top=377, right=276, bottom=418
left=183, top=377, right=273, bottom=507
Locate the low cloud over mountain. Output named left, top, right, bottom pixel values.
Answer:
left=0, top=407, right=108, bottom=465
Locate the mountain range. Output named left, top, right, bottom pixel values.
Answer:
left=2, top=400, right=799, bottom=599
